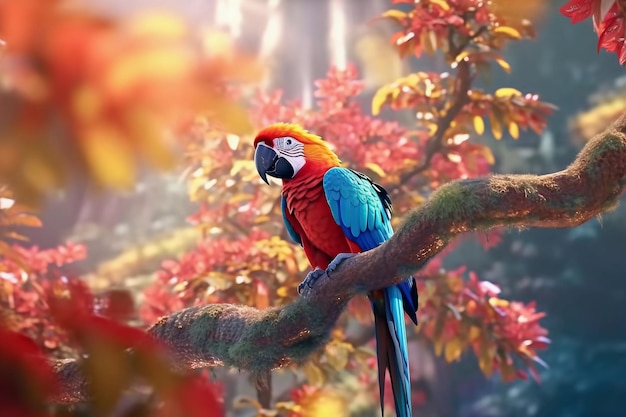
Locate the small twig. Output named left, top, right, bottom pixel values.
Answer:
left=399, top=26, right=483, bottom=184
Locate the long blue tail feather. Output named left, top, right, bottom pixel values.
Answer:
left=371, top=284, right=413, bottom=417
left=397, top=276, right=419, bottom=325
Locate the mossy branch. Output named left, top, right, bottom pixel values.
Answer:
left=52, top=113, right=626, bottom=403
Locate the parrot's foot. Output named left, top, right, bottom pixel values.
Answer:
left=298, top=268, right=326, bottom=295
left=326, top=253, right=356, bottom=276
left=297, top=254, right=356, bottom=295
left=298, top=253, right=355, bottom=294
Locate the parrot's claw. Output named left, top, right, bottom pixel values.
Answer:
left=298, top=254, right=356, bottom=295
left=298, top=268, right=326, bottom=294
left=326, top=253, right=356, bottom=276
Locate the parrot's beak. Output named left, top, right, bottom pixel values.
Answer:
left=254, top=143, right=296, bottom=184
left=254, top=143, right=278, bottom=185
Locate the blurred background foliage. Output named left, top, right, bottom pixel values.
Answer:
left=0, top=1, right=625, bottom=417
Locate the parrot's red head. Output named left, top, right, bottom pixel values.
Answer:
left=253, top=123, right=341, bottom=184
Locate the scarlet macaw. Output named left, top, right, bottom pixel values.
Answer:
left=253, top=123, right=418, bottom=417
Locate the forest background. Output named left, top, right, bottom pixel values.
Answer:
left=0, top=1, right=625, bottom=417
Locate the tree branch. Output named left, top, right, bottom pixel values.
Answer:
left=397, top=25, right=488, bottom=184
left=51, top=113, right=626, bottom=403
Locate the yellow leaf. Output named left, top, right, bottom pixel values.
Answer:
left=478, top=351, right=495, bottom=376
left=489, top=297, right=510, bottom=308
left=489, top=113, right=503, bottom=140
left=230, top=160, right=255, bottom=177
left=494, top=87, right=522, bottom=98
left=303, top=390, right=347, bottom=417
left=444, top=338, right=463, bottom=362
left=455, top=51, right=470, bottom=63
left=129, top=12, right=188, bottom=39
left=433, top=337, right=444, bottom=356
left=477, top=337, right=495, bottom=376
left=508, top=121, right=520, bottom=139
left=380, top=9, right=408, bottom=20
left=302, top=362, right=325, bottom=387
left=478, top=145, right=495, bottom=165
left=429, top=0, right=451, bottom=10
left=473, top=115, right=485, bottom=135
left=276, top=286, right=290, bottom=298
left=325, top=342, right=349, bottom=371
left=371, top=87, right=390, bottom=115
left=227, top=193, right=254, bottom=204
left=468, top=326, right=481, bottom=342
left=106, top=47, right=193, bottom=96
left=420, top=30, right=437, bottom=55
left=82, top=126, right=135, bottom=188
left=365, top=162, right=386, bottom=177
left=8, top=214, right=42, bottom=228
left=494, top=57, right=511, bottom=73
left=493, top=25, right=522, bottom=39
left=254, top=215, right=271, bottom=224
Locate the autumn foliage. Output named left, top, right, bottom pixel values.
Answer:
left=0, top=0, right=257, bottom=204
left=0, top=0, right=602, bottom=416
left=560, top=0, right=626, bottom=65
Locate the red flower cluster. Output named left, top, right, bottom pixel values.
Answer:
left=561, top=0, right=626, bottom=65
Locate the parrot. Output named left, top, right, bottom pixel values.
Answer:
left=253, top=122, right=418, bottom=417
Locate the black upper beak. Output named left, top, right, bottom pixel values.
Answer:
left=254, top=143, right=278, bottom=185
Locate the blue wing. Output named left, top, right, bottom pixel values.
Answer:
left=323, top=167, right=417, bottom=417
left=322, top=167, right=393, bottom=250
left=322, top=167, right=418, bottom=321
left=281, top=194, right=302, bottom=246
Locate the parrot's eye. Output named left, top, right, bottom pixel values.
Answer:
left=275, top=136, right=299, bottom=151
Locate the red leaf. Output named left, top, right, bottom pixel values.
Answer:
left=596, top=14, right=623, bottom=52
left=560, top=0, right=595, bottom=24
left=0, top=328, right=56, bottom=415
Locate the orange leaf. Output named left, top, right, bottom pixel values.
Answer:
left=9, top=213, right=42, bottom=228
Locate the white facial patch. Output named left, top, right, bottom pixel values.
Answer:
left=273, top=136, right=306, bottom=177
